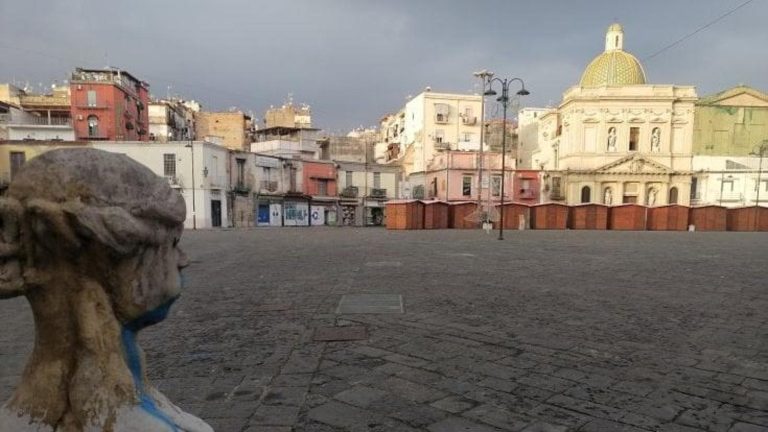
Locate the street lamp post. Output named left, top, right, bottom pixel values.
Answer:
left=473, top=70, right=494, bottom=225
left=484, top=77, right=529, bottom=240
left=185, top=131, right=197, bottom=230
left=750, top=140, right=767, bottom=231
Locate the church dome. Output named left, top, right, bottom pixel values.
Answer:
left=579, top=23, right=647, bottom=87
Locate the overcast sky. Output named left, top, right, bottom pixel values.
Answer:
left=1, top=0, right=766, bottom=132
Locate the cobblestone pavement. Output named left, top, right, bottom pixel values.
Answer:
left=2, top=229, right=768, bottom=432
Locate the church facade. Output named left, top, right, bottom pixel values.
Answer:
left=534, top=24, right=698, bottom=206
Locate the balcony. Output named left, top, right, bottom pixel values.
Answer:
left=207, top=175, right=227, bottom=189
left=19, top=95, right=70, bottom=108
left=549, top=187, right=564, bottom=200
left=434, top=141, right=450, bottom=151
left=233, top=182, right=251, bottom=195
left=718, top=192, right=744, bottom=203
left=462, top=116, right=477, bottom=125
left=340, top=186, right=359, bottom=198
left=165, top=176, right=182, bottom=188
left=518, top=189, right=537, bottom=199
left=260, top=180, right=278, bottom=192
left=370, top=188, right=387, bottom=198
left=9, top=116, right=72, bottom=127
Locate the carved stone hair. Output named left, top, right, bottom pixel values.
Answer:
left=0, top=148, right=186, bottom=299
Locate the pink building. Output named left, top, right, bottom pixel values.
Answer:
left=424, top=151, right=515, bottom=204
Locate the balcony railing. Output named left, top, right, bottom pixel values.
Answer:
left=9, top=117, right=72, bottom=126
left=260, top=180, right=278, bottom=192
left=233, top=182, right=251, bottom=195
left=0, top=113, right=9, bottom=123
left=434, top=141, right=450, bottom=150
left=370, top=188, right=387, bottom=198
left=718, top=192, right=744, bottom=202
left=165, top=176, right=182, bottom=188
left=340, top=186, right=359, bottom=198
left=550, top=187, right=564, bottom=200
left=19, top=95, right=70, bottom=107
left=518, top=189, right=536, bottom=199
left=207, top=175, right=227, bottom=189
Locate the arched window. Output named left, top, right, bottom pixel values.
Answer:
left=87, top=115, right=99, bottom=137
left=669, top=187, right=679, bottom=205
left=581, top=186, right=591, bottom=203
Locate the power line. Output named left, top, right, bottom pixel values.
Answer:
left=643, top=0, right=754, bottom=61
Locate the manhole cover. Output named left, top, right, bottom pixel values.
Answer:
left=254, top=303, right=292, bottom=312
left=313, top=326, right=368, bottom=341
left=336, top=294, right=404, bottom=314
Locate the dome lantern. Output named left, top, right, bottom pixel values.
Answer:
left=605, top=22, right=624, bottom=51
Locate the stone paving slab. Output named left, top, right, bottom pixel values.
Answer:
left=336, top=293, right=404, bottom=314
left=1, top=228, right=767, bottom=431
left=313, top=326, right=368, bottom=342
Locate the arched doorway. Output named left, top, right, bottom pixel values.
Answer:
left=669, top=187, right=679, bottom=205
left=580, top=186, right=591, bottom=203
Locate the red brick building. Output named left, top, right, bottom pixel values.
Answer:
left=70, top=68, right=150, bottom=141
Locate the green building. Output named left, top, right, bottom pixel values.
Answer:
left=693, top=86, right=768, bottom=156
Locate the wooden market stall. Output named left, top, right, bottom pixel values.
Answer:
left=688, top=205, right=727, bottom=231
left=646, top=205, right=689, bottom=231
left=385, top=200, right=425, bottom=230
left=608, top=204, right=648, bottom=231
left=569, top=203, right=609, bottom=230
left=530, top=203, right=569, bottom=230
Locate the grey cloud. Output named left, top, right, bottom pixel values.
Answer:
left=1, top=0, right=766, bottom=130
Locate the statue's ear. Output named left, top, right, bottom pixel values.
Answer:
left=0, top=198, right=24, bottom=299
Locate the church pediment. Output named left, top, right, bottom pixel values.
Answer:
left=592, top=154, right=674, bottom=174
left=699, top=86, right=768, bottom=108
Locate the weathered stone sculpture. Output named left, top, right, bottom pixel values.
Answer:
left=0, top=149, right=213, bottom=432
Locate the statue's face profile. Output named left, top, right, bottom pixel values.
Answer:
left=106, top=227, right=189, bottom=327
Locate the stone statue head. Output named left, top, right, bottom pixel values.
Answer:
left=0, top=148, right=212, bottom=431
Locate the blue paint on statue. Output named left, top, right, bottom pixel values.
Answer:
left=121, top=297, right=180, bottom=432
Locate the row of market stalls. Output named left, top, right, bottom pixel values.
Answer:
left=385, top=200, right=768, bottom=231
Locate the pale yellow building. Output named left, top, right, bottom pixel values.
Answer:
left=264, top=102, right=312, bottom=129
left=533, top=23, right=697, bottom=206
left=195, top=111, right=253, bottom=150
left=0, top=141, right=87, bottom=187
left=380, top=90, right=484, bottom=198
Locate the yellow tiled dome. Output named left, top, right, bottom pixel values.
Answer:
left=579, top=23, right=647, bottom=87
left=580, top=50, right=647, bottom=87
